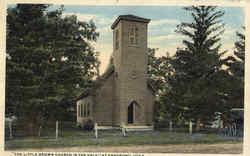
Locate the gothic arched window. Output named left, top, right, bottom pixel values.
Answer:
left=115, top=29, right=119, bottom=50
left=129, top=25, right=139, bottom=45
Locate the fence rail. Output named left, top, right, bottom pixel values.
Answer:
left=5, top=120, right=77, bottom=139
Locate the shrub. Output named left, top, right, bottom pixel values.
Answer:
left=83, top=119, right=94, bottom=131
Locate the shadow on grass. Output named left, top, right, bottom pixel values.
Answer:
left=5, top=128, right=243, bottom=150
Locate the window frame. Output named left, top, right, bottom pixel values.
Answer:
left=115, top=29, right=119, bottom=50
left=129, top=24, right=139, bottom=46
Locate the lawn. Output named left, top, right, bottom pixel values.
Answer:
left=5, top=128, right=243, bottom=151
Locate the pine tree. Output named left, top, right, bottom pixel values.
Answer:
left=171, top=6, right=229, bottom=131
left=225, top=28, right=245, bottom=108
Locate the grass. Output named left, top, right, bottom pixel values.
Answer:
left=5, top=128, right=243, bottom=150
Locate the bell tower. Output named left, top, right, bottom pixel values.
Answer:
left=111, top=15, right=153, bottom=126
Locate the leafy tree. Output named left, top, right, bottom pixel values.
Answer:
left=147, top=48, right=173, bottom=92
left=6, top=4, right=99, bottom=134
left=147, top=48, right=177, bottom=126
left=171, top=6, right=230, bottom=131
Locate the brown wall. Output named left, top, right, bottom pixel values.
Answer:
left=114, top=20, right=153, bottom=126
left=77, top=18, right=154, bottom=127
left=93, top=74, right=115, bottom=126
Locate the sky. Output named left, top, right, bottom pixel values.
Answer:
left=56, top=5, right=244, bottom=74
left=7, top=4, right=244, bottom=74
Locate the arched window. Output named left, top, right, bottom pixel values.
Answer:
left=79, top=104, right=82, bottom=117
left=128, top=101, right=141, bottom=124
left=87, top=103, right=90, bottom=116
left=84, top=103, right=87, bottom=117
left=115, top=29, right=119, bottom=50
left=78, top=105, right=80, bottom=117
left=128, top=103, right=134, bottom=124
left=81, top=104, right=84, bottom=117
left=129, top=25, right=139, bottom=45
left=78, top=103, right=91, bottom=117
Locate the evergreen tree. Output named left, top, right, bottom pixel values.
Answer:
left=225, top=28, right=245, bottom=108
left=6, top=4, right=99, bottom=132
left=171, top=6, right=230, bottom=131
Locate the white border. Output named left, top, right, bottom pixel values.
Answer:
left=1, top=0, right=249, bottom=156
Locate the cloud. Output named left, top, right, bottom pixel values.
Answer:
left=150, top=19, right=180, bottom=27
left=150, top=34, right=185, bottom=43
left=223, top=25, right=237, bottom=40
left=62, top=12, right=114, bottom=26
left=98, top=50, right=113, bottom=74
left=96, top=17, right=116, bottom=25
left=150, top=36, right=169, bottom=43
left=220, top=25, right=239, bottom=52
left=62, top=13, right=96, bottom=22
left=92, top=42, right=113, bottom=74
left=97, top=26, right=112, bottom=35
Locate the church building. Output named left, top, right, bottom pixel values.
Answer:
left=76, top=15, right=155, bottom=128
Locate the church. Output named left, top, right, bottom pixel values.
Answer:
left=76, top=15, right=155, bottom=129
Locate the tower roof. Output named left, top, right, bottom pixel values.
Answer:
left=111, top=14, right=150, bottom=29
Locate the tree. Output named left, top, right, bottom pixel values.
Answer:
left=147, top=48, right=173, bottom=92
left=147, top=48, right=178, bottom=126
left=171, top=6, right=230, bottom=131
left=225, top=28, right=245, bottom=108
left=6, top=4, right=99, bottom=134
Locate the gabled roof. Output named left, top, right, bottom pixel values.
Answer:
left=76, top=65, right=115, bottom=101
left=76, top=66, right=156, bottom=101
left=111, top=14, right=151, bottom=29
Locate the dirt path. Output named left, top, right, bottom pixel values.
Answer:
left=17, top=143, right=243, bottom=154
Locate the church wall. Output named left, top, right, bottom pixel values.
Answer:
left=117, top=20, right=152, bottom=125
left=76, top=16, right=155, bottom=127
left=145, top=89, right=154, bottom=125
left=113, top=22, right=122, bottom=126
left=93, top=74, right=115, bottom=126
left=113, top=76, right=120, bottom=126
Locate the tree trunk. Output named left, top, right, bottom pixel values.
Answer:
left=195, top=118, right=201, bottom=132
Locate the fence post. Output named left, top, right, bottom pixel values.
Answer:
left=56, top=120, right=58, bottom=140
left=94, top=123, right=98, bottom=139
left=61, top=121, right=63, bottom=137
left=189, top=121, right=192, bottom=135
left=169, top=121, right=173, bottom=132
left=38, top=126, right=42, bottom=137
left=9, top=121, right=13, bottom=139
left=121, top=122, right=126, bottom=137
left=220, top=119, right=224, bottom=128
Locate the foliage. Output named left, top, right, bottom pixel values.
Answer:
left=147, top=48, right=173, bottom=92
left=5, top=4, right=100, bottom=130
left=164, top=6, right=233, bottom=129
left=147, top=48, right=177, bottom=123
left=224, top=28, right=245, bottom=109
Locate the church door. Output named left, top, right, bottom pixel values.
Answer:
left=128, top=103, right=134, bottom=124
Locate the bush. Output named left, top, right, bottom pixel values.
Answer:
left=83, top=120, right=94, bottom=131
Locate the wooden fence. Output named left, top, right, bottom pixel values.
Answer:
left=5, top=120, right=77, bottom=139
